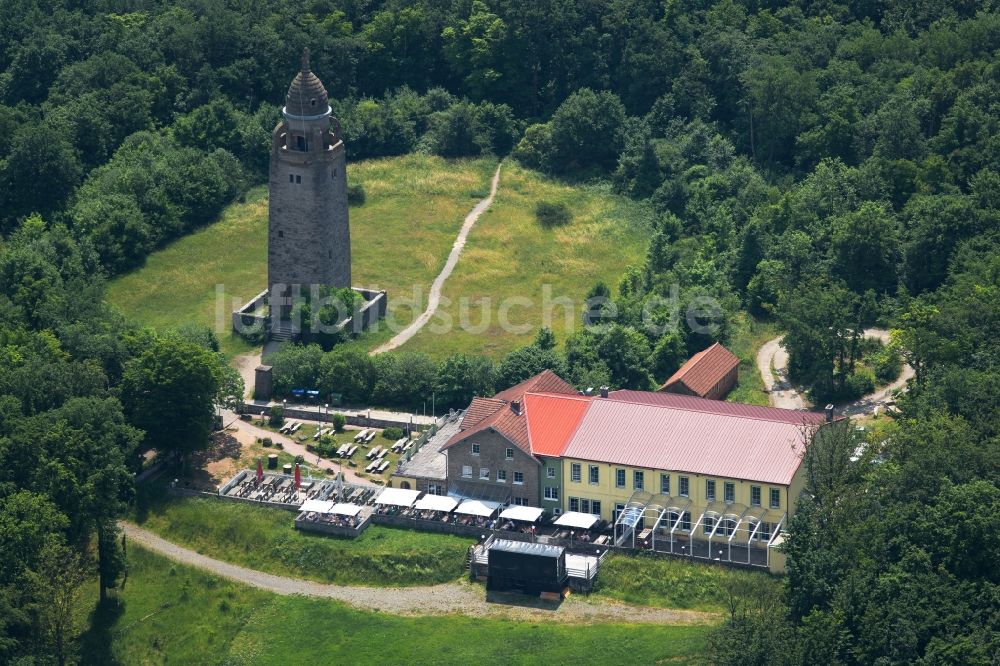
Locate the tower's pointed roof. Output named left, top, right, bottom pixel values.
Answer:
left=284, top=48, right=329, bottom=117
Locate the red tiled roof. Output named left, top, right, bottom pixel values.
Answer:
left=460, top=397, right=505, bottom=430
left=494, top=369, right=577, bottom=402
left=563, top=396, right=823, bottom=485
left=444, top=371, right=579, bottom=457
left=608, top=390, right=830, bottom=426
left=523, top=392, right=594, bottom=457
left=661, top=342, right=740, bottom=397
left=443, top=399, right=531, bottom=454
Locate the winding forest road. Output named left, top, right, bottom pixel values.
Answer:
left=757, top=328, right=914, bottom=418
left=121, top=522, right=714, bottom=625
left=370, top=162, right=503, bottom=354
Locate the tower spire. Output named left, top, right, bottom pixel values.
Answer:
left=301, top=47, right=311, bottom=74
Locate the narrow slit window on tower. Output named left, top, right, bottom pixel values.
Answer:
left=278, top=231, right=283, bottom=238
left=295, top=175, right=301, bottom=184
left=295, top=135, right=306, bottom=151
left=289, top=174, right=294, bottom=183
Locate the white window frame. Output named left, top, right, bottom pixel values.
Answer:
left=571, top=463, right=581, bottom=483
left=615, top=468, right=626, bottom=488
left=505, top=448, right=514, bottom=460
left=544, top=486, right=559, bottom=501
left=462, top=465, right=472, bottom=478
left=496, top=470, right=506, bottom=483
left=547, top=467, right=556, bottom=479
left=471, top=443, right=480, bottom=456
left=751, top=485, right=761, bottom=507
left=679, top=476, right=689, bottom=497
left=513, top=471, right=524, bottom=485
left=479, top=468, right=490, bottom=480
left=633, top=470, right=644, bottom=491
left=706, top=479, right=716, bottom=501
left=589, top=465, right=599, bottom=485
left=660, top=473, right=670, bottom=495
left=724, top=481, right=735, bottom=504
left=770, top=488, right=781, bottom=509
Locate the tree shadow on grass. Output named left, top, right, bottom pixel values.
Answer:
left=78, top=597, right=125, bottom=666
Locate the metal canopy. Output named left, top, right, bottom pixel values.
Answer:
left=413, top=494, right=458, bottom=512
left=299, top=499, right=334, bottom=513
left=374, top=487, right=421, bottom=507
left=329, top=502, right=363, bottom=517
left=553, top=511, right=600, bottom=530
left=454, top=499, right=501, bottom=517
left=499, top=505, right=545, bottom=522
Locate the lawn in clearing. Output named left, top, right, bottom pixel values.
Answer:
left=395, top=162, right=655, bottom=359
left=77, top=546, right=713, bottom=665
left=105, top=154, right=498, bottom=356
left=132, top=488, right=474, bottom=586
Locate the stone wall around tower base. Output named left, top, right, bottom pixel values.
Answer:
left=231, top=287, right=387, bottom=345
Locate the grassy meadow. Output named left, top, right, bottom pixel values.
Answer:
left=132, top=490, right=474, bottom=586
left=396, top=163, right=655, bottom=358
left=106, top=155, right=498, bottom=356
left=76, top=546, right=713, bottom=665
left=106, top=156, right=652, bottom=360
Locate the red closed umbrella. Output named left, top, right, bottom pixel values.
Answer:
left=294, top=462, right=301, bottom=489
left=256, top=458, right=264, bottom=482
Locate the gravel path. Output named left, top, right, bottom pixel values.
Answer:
left=371, top=163, right=503, bottom=354
left=757, top=329, right=914, bottom=418
left=756, top=337, right=806, bottom=410
left=122, top=522, right=715, bottom=625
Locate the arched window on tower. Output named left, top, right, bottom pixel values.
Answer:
left=295, top=135, right=307, bottom=151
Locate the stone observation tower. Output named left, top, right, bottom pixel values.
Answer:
left=232, top=48, right=384, bottom=356
left=268, top=48, right=350, bottom=319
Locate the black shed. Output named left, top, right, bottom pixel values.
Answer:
left=486, top=539, right=567, bottom=595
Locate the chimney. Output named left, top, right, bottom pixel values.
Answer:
left=825, top=404, right=835, bottom=422
left=599, top=386, right=610, bottom=398
left=511, top=400, right=522, bottom=415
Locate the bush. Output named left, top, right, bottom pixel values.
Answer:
left=268, top=406, right=284, bottom=426
left=347, top=183, right=366, bottom=206
left=382, top=426, right=404, bottom=440
left=274, top=441, right=283, bottom=450
left=869, top=347, right=903, bottom=384
left=535, top=201, right=572, bottom=227
left=844, top=368, right=877, bottom=399
left=262, top=437, right=273, bottom=448
left=294, top=455, right=304, bottom=464
left=331, top=412, right=346, bottom=432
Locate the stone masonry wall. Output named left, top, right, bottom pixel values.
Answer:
left=446, top=428, right=540, bottom=505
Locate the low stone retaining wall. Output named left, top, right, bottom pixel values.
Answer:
left=231, top=287, right=387, bottom=342
left=295, top=517, right=371, bottom=538
left=370, top=513, right=487, bottom=538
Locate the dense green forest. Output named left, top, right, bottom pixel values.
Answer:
left=1, top=0, right=999, bottom=663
